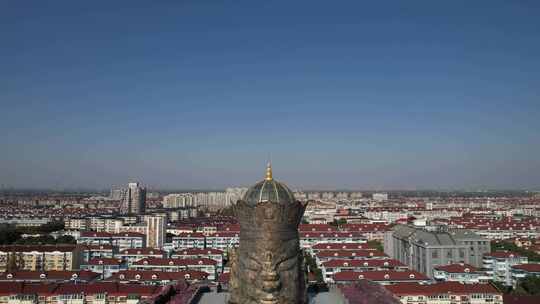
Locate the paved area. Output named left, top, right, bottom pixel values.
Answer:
left=197, top=292, right=229, bottom=304
left=196, top=291, right=344, bottom=304
left=310, top=291, right=345, bottom=304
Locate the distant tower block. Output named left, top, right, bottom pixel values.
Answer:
left=121, top=182, right=146, bottom=215
left=229, top=163, right=308, bottom=304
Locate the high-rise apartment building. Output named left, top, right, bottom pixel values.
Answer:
left=121, top=182, right=146, bottom=215
left=110, top=187, right=127, bottom=200
left=142, top=214, right=166, bottom=249
left=162, top=193, right=195, bottom=208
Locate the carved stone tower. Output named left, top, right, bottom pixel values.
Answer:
left=229, top=164, right=308, bottom=304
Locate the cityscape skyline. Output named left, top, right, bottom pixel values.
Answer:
left=2, top=1, right=539, bottom=190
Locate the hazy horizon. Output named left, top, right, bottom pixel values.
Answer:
left=1, top=1, right=539, bottom=190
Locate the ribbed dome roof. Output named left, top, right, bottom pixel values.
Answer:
left=242, top=164, right=296, bottom=205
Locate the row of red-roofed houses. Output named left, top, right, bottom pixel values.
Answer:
left=321, top=259, right=409, bottom=283
left=443, top=217, right=540, bottom=240
left=315, top=249, right=388, bottom=266
left=310, top=240, right=415, bottom=286
left=170, top=228, right=378, bottom=252
left=129, top=258, right=217, bottom=280
left=81, top=245, right=224, bottom=268
left=82, top=245, right=224, bottom=278
left=336, top=280, right=504, bottom=304
left=0, top=281, right=201, bottom=304
left=0, top=268, right=209, bottom=285
left=384, top=281, right=503, bottom=304
left=429, top=251, right=540, bottom=287
left=433, top=263, right=491, bottom=284
left=81, top=251, right=223, bottom=281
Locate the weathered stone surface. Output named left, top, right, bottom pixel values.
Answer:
left=229, top=167, right=308, bottom=304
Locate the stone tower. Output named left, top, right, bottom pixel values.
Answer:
left=229, top=164, right=308, bottom=304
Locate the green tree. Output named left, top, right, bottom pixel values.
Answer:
left=516, top=276, right=540, bottom=295
left=491, top=241, right=540, bottom=262
left=55, top=235, right=76, bottom=244
left=367, top=240, right=384, bottom=252
left=0, top=225, right=21, bottom=245
left=304, top=253, right=323, bottom=283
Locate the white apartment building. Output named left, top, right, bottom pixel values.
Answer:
left=483, top=251, right=528, bottom=286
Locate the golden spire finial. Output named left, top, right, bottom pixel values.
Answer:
left=265, top=162, right=273, bottom=180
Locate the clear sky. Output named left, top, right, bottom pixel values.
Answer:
left=1, top=1, right=539, bottom=190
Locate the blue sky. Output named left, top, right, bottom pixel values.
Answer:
left=1, top=1, right=539, bottom=190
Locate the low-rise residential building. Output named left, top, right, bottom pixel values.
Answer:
left=109, top=270, right=208, bottom=284
left=82, top=258, right=127, bottom=279
left=315, top=250, right=388, bottom=266
left=483, top=251, right=528, bottom=286
left=79, top=232, right=145, bottom=251
left=81, top=245, right=115, bottom=263
left=0, top=270, right=100, bottom=283
left=171, top=248, right=224, bottom=271
left=0, top=281, right=169, bottom=304
left=79, top=232, right=112, bottom=246
left=117, top=248, right=164, bottom=266
left=310, top=243, right=375, bottom=255
left=433, top=263, right=490, bottom=283
left=300, top=232, right=366, bottom=249
left=511, top=263, right=540, bottom=286
left=205, top=232, right=239, bottom=251
left=171, top=233, right=206, bottom=249
left=0, top=245, right=81, bottom=272
left=321, top=259, right=408, bottom=283
left=334, top=270, right=430, bottom=285
left=130, top=258, right=217, bottom=280
left=385, top=282, right=503, bottom=304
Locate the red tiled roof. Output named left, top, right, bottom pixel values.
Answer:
left=323, top=259, right=405, bottom=268
left=484, top=251, right=522, bottom=258
left=80, top=231, right=112, bottom=238
left=120, top=248, right=165, bottom=255
left=512, top=264, right=540, bottom=272
left=503, top=295, right=540, bottom=304
left=21, top=283, right=58, bottom=295
left=341, top=224, right=391, bottom=232
left=217, top=272, right=230, bottom=283
left=172, top=233, right=206, bottom=238
left=434, top=263, right=478, bottom=273
left=299, top=224, right=338, bottom=232
left=218, top=224, right=240, bottom=232
left=312, top=243, right=375, bottom=250
left=82, top=244, right=114, bottom=251
left=207, top=232, right=239, bottom=237
left=334, top=271, right=429, bottom=282
left=132, top=258, right=216, bottom=266
left=0, top=271, right=99, bottom=281
left=113, top=284, right=158, bottom=296
left=172, top=248, right=223, bottom=255
left=317, top=250, right=387, bottom=258
left=110, top=270, right=208, bottom=281
left=86, top=258, right=124, bottom=266
left=53, top=282, right=162, bottom=296
left=112, top=232, right=145, bottom=238
left=385, top=282, right=500, bottom=296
